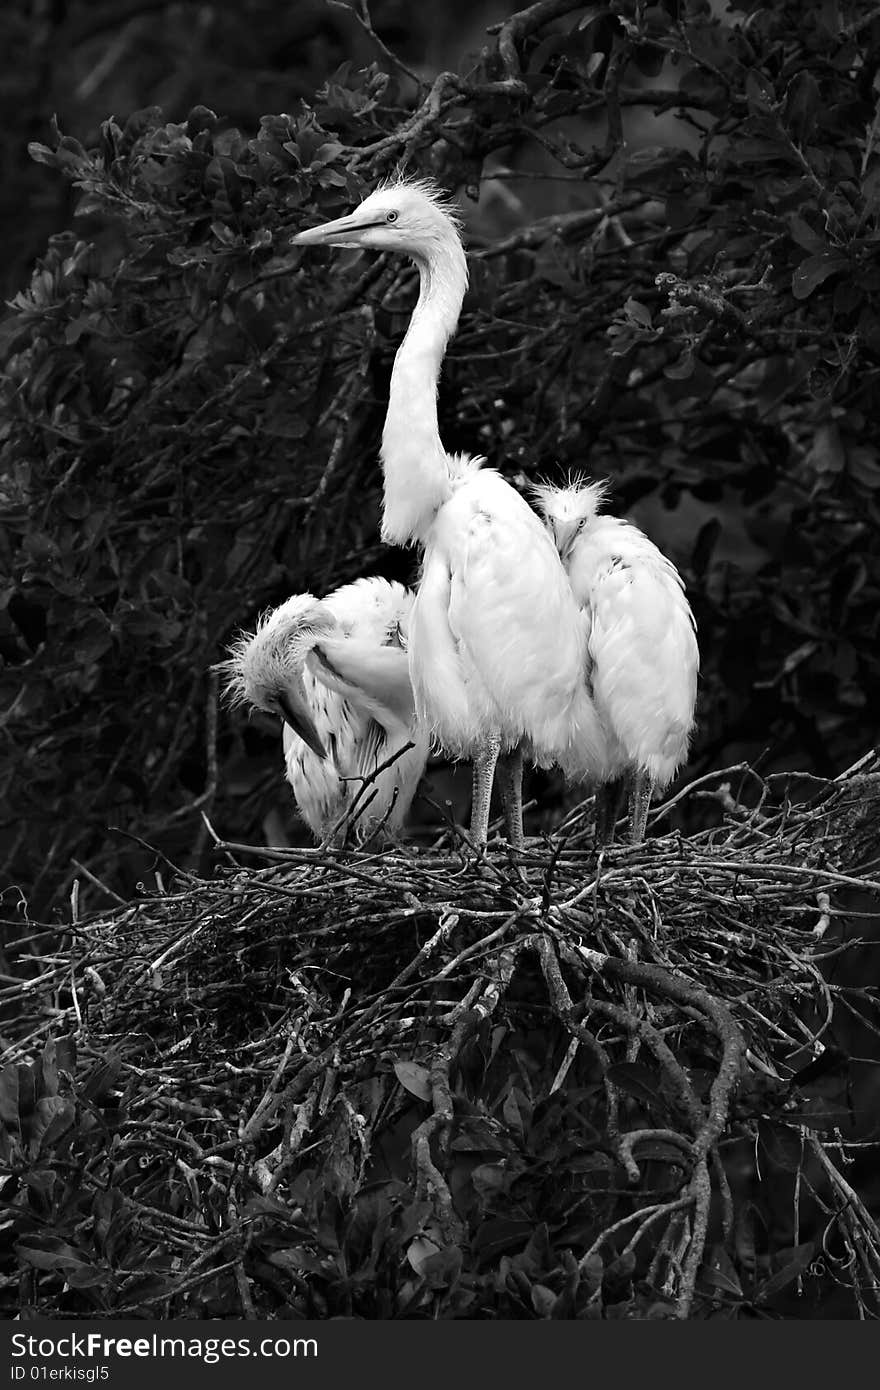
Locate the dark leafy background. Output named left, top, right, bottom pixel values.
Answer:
left=1, top=0, right=880, bottom=909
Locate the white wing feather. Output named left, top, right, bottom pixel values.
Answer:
left=410, top=470, right=610, bottom=776
left=553, top=497, right=699, bottom=788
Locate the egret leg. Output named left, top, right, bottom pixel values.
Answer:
left=595, top=777, right=627, bottom=846
left=629, top=769, right=654, bottom=845
left=497, top=745, right=525, bottom=853
left=470, top=733, right=502, bottom=848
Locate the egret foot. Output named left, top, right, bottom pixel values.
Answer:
left=628, top=770, right=654, bottom=844
left=595, top=777, right=627, bottom=847
left=497, top=746, right=525, bottom=854
left=469, top=733, right=502, bottom=849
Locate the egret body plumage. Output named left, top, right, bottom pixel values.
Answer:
left=535, top=479, right=699, bottom=843
left=291, top=182, right=610, bottom=847
left=220, top=577, right=429, bottom=844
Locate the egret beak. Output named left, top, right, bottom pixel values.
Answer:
left=552, top=519, right=580, bottom=563
left=278, top=684, right=327, bottom=760
left=290, top=212, right=382, bottom=250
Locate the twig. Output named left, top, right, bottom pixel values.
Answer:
left=327, top=0, right=423, bottom=88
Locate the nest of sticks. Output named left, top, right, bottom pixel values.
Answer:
left=2, top=757, right=880, bottom=1319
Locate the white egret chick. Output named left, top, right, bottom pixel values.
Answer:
left=535, top=478, right=699, bottom=843
left=220, top=577, right=429, bottom=844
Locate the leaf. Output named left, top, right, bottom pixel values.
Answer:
left=792, top=252, right=849, bottom=299
left=406, top=1235, right=442, bottom=1274
left=698, top=1264, right=743, bottom=1298
left=848, top=445, right=880, bottom=489
left=186, top=105, right=218, bottom=138
left=93, top=1188, right=125, bottom=1258
left=66, top=1263, right=111, bottom=1290
left=602, top=1249, right=636, bottom=1298
left=787, top=214, right=826, bottom=253
left=732, top=137, right=787, bottom=163
left=241, top=1193, right=306, bottom=1223
left=16, top=1064, right=38, bottom=1127
left=81, top=1052, right=122, bottom=1104
left=566, top=1151, right=615, bottom=1174
left=624, top=146, right=697, bottom=189
left=450, top=1118, right=508, bottom=1153
left=28, top=143, right=59, bottom=168
left=501, top=1086, right=530, bottom=1135
left=470, top=1162, right=509, bottom=1201
left=119, top=106, right=163, bottom=154
left=623, top=297, right=653, bottom=328
left=393, top=1060, right=431, bottom=1102
left=785, top=70, right=820, bottom=143
left=632, top=42, right=666, bottom=78
left=579, top=1252, right=604, bottom=1300
left=734, top=1202, right=760, bottom=1274
left=530, top=1281, right=557, bottom=1317
left=664, top=348, right=696, bottom=380
left=862, top=160, right=880, bottom=210
left=758, top=1120, right=805, bottom=1171
left=755, top=1243, right=816, bottom=1303
left=527, top=31, right=568, bottom=74
left=804, top=421, right=845, bottom=474
left=419, top=1244, right=462, bottom=1289
left=313, top=141, right=344, bottom=166
left=15, top=1236, right=93, bottom=1274
left=268, top=1247, right=328, bottom=1276
left=211, top=221, right=237, bottom=247
left=745, top=70, right=775, bottom=113
left=472, top=1217, right=535, bottom=1260
left=28, top=1096, right=75, bottom=1156
left=607, top=1062, right=661, bottom=1106
left=0, top=1064, right=21, bottom=1133
left=518, top=1222, right=553, bottom=1277
left=218, top=156, right=244, bottom=213
left=23, top=1169, right=56, bottom=1209
left=397, top=1199, right=434, bottom=1243
left=700, top=1244, right=743, bottom=1299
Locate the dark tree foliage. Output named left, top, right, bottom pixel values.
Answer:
left=2, top=0, right=880, bottom=908
left=0, top=0, right=480, bottom=300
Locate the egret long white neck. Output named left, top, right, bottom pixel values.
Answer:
left=380, top=237, right=468, bottom=546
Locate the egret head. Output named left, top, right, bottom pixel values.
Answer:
left=218, top=595, right=337, bottom=759
left=290, top=178, right=462, bottom=261
left=532, top=476, right=608, bottom=561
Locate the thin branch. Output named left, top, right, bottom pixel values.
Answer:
left=327, top=0, right=423, bottom=88
left=494, top=0, right=587, bottom=86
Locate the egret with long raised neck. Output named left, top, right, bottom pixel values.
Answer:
left=219, top=577, right=429, bottom=845
left=535, top=478, right=699, bottom=843
left=291, top=181, right=610, bottom=848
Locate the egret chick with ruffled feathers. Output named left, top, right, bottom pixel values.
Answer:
left=535, top=478, right=699, bottom=843
left=219, top=577, right=429, bottom=845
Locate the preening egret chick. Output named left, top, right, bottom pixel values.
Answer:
left=535, top=479, right=699, bottom=843
left=219, top=578, right=429, bottom=845
left=291, top=182, right=610, bottom=848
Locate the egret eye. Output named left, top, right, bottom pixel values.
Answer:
left=385, top=210, right=398, bottom=224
